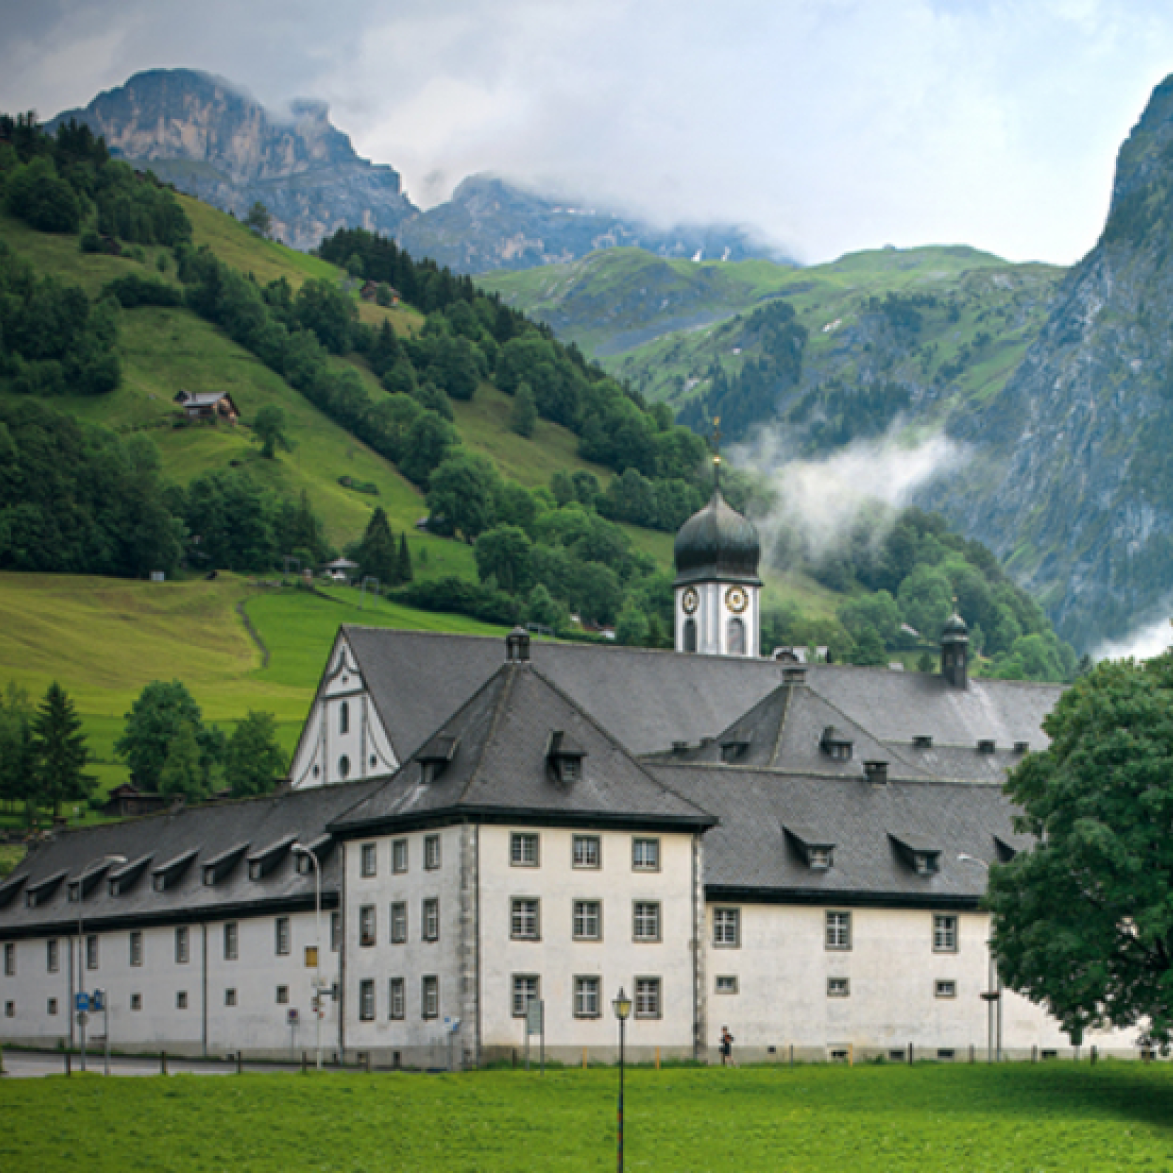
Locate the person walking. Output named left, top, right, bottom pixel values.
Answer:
left=720, top=1026, right=736, bottom=1067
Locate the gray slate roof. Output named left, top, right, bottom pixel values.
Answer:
left=0, top=780, right=380, bottom=938
left=652, top=762, right=1032, bottom=906
left=333, top=661, right=714, bottom=834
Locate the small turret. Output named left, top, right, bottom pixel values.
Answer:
left=940, top=611, right=969, bottom=689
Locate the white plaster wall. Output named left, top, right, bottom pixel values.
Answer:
left=478, top=825, right=697, bottom=1062
left=701, top=904, right=1138, bottom=1061
left=0, top=935, right=74, bottom=1046
left=344, top=827, right=464, bottom=1068
left=675, top=582, right=759, bottom=658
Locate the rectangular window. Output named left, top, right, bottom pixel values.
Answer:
left=825, top=911, right=851, bottom=951
left=424, top=834, right=441, bottom=870
left=390, top=902, right=407, bottom=944
left=633, top=901, right=661, bottom=942
left=573, top=900, right=601, bottom=941
left=4, top=1001, right=13, bottom=1018
left=46, top=939, right=59, bottom=973
left=275, top=917, right=290, bottom=956
left=129, top=931, right=143, bottom=968
left=715, top=975, right=739, bottom=995
left=176, top=991, right=188, bottom=1010
left=827, top=977, right=850, bottom=998
left=359, top=979, right=375, bottom=1021
left=511, top=898, right=540, bottom=940
left=3, top=942, right=13, bottom=976
left=360, top=905, right=377, bottom=947
left=130, top=993, right=142, bottom=1012
left=574, top=976, right=600, bottom=1018
left=422, top=975, right=439, bottom=1019
left=809, top=847, right=833, bottom=870
left=511, top=833, right=540, bottom=867
left=933, top=914, right=958, bottom=953
left=713, top=907, right=741, bottom=948
left=573, top=835, right=601, bottom=869
left=360, top=843, right=377, bottom=877
left=224, top=921, right=239, bottom=961
left=175, top=926, right=189, bottom=964
left=389, top=977, right=405, bottom=1020
left=635, top=977, right=661, bottom=1018
left=225, top=988, right=237, bottom=1007
left=86, top=935, right=99, bottom=970
left=512, top=974, right=540, bottom=1018
left=276, top=985, right=289, bottom=1004
left=392, top=838, right=408, bottom=873
left=935, top=979, right=957, bottom=999
left=423, top=898, right=440, bottom=942
left=632, top=838, right=660, bottom=871
left=331, top=911, right=341, bottom=952
left=47, top=997, right=58, bottom=1016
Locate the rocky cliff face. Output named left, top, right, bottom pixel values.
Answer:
left=51, top=69, right=416, bottom=250
left=51, top=70, right=782, bottom=271
left=931, top=76, right=1173, bottom=649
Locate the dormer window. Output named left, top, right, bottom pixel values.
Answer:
left=808, top=847, right=834, bottom=871
left=418, top=734, right=458, bottom=785
left=247, top=835, right=297, bottom=882
left=889, top=832, right=941, bottom=875
left=820, top=726, right=853, bottom=762
left=203, top=843, right=250, bottom=887
left=914, top=852, right=939, bottom=876
left=720, top=735, right=751, bottom=764
left=546, top=731, right=586, bottom=785
left=784, top=826, right=836, bottom=871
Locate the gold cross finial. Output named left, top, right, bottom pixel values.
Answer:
left=711, top=417, right=722, bottom=488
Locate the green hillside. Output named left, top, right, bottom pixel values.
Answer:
left=481, top=245, right=1064, bottom=441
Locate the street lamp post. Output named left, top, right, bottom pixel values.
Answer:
left=292, top=844, right=323, bottom=1071
left=77, top=854, right=126, bottom=1072
left=612, top=986, right=632, bottom=1173
left=958, top=853, right=1003, bottom=1061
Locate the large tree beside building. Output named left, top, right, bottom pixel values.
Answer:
left=30, top=682, right=93, bottom=818
left=116, top=680, right=220, bottom=792
left=988, top=649, right=1173, bottom=1045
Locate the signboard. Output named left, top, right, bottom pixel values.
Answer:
left=287, top=1008, right=300, bottom=1025
left=305, top=945, right=318, bottom=968
left=525, top=999, right=543, bottom=1037
left=90, top=989, right=105, bottom=1012
left=75, top=992, right=89, bottom=1014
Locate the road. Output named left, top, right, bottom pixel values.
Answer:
left=1, top=1049, right=311, bottom=1078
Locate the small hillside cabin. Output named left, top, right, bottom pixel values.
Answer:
left=174, top=390, right=240, bottom=424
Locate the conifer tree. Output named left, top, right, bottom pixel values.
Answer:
left=357, top=506, right=398, bottom=584
left=398, top=532, right=414, bottom=584
left=31, top=682, right=93, bottom=819
left=509, top=381, right=538, bottom=437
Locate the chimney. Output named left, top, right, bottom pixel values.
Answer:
left=863, top=760, right=889, bottom=786
left=505, top=626, right=531, bottom=663
left=977, top=739, right=996, bottom=754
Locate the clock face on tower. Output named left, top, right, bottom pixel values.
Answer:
left=682, top=587, right=699, bottom=615
left=725, top=586, right=749, bottom=614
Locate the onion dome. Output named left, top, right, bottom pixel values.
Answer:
left=941, top=612, right=969, bottom=642
left=673, top=489, right=762, bottom=586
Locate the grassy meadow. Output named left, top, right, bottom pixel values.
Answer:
left=2, top=1062, right=1172, bottom=1171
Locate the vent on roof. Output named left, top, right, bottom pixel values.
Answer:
left=889, top=833, right=941, bottom=876
left=152, top=849, right=198, bottom=893
left=248, top=835, right=297, bottom=881
left=863, top=760, right=889, bottom=786
left=0, top=873, right=27, bottom=909
left=913, top=735, right=933, bottom=749
left=295, top=834, right=335, bottom=874
left=782, top=666, right=807, bottom=685
left=418, top=733, right=458, bottom=784
left=1013, top=740, right=1029, bottom=754
left=203, top=842, right=250, bottom=887
left=108, top=855, right=152, bottom=896
left=25, top=870, right=67, bottom=907
left=821, top=726, right=853, bottom=762
left=977, top=739, right=996, bottom=754
left=720, top=733, right=752, bottom=763
left=547, top=730, right=587, bottom=785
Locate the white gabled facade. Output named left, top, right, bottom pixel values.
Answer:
left=290, top=634, right=398, bottom=790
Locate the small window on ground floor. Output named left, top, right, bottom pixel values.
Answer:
left=715, top=975, right=739, bottom=995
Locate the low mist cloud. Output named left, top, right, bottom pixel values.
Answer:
left=733, top=424, right=965, bottom=568
left=1092, top=612, right=1173, bottom=663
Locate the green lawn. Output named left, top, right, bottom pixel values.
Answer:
left=2, top=1063, right=1172, bottom=1170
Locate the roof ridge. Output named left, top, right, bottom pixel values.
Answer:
left=459, top=664, right=518, bottom=804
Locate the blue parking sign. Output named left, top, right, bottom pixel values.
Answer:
left=90, top=990, right=104, bottom=1011
left=75, top=992, right=89, bottom=1014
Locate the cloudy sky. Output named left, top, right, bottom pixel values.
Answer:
left=2, top=0, right=1172, bottom=265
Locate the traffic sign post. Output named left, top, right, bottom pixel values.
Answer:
left=525, top=999, right=544, bottom=1074
left=75, top=992, right=89, bottom=1072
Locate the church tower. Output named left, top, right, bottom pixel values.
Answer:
left=673, top=463, right=762, bottom=657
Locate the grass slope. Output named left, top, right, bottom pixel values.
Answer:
left=2, top=1063, right=1172, bottom=1171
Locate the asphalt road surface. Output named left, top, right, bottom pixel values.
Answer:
left=1, top=1049, right=310, bottom=1078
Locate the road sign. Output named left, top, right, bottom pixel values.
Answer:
left=75, top=992, right=89, bottom=1014
left=525, top=999, right=543, bottom=1037
left=287, top=1008, right=300, bottom=1025
left=90, top=989, right=104, bottom=1012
